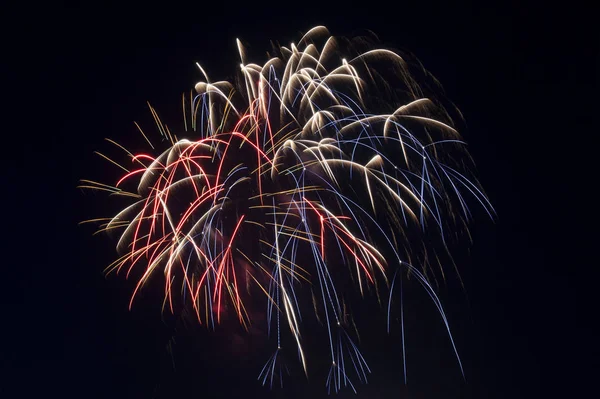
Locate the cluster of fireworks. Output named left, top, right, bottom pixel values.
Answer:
left=81, top=26, right=493, bottom=393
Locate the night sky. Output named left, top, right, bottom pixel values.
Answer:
left=5, top=2, right=593, bottom=398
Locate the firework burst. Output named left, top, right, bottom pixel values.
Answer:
left=81, top=26, right=493, bottom=393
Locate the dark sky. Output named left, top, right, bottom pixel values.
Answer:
left=4, top=2, right=593, bottom=398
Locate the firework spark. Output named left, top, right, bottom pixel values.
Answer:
left=81, top=26, right=493, bottom=393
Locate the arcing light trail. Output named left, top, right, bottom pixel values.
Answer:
left=81, top=26, right=493, bottom=393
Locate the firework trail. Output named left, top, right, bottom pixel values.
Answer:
left=80, top=26, right=493, bottom=393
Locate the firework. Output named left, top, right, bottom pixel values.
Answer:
left=81, top=26, right=493, bottom=393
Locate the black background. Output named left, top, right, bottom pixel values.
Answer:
left=4, top=2, right=594, bottom=398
